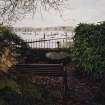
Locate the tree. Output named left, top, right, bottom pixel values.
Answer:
left=0, top=24, right=29, bottom=73
left=0, top=0, right=68, bottom=22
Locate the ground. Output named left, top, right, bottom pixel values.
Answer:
left=0, top=63, right=102, bottom=105
left=66, top=64, right=100, bottom=105
left=30, top=63, right=101, bottom=105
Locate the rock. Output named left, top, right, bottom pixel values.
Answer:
left=46, top=52, right=69, bottom=60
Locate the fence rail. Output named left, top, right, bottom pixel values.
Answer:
left=25, top=37, right=73, bottom=48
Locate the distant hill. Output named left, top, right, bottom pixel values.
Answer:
left=12, top=26, right=74, bottom=32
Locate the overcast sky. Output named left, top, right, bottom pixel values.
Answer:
left=14, top=0, right=105, bottom=28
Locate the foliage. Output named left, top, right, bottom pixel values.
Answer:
left=0, top=98, right=9, bottom=105
left=0, top=75, right=58, bottom=105
left=73, top=22, right=105, bottom=79
left=0, top=77, right=20, bottom=93
left=0, top=24, right=29, bottom=72
left=0, top=48, right=17, bottom=72
left=18, top=80, right=44, bottom=99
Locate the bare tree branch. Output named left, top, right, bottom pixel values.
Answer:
left=0, top=0, right=68, bottom=22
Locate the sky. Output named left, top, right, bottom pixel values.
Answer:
left=13, top=0, right=105, bottom=28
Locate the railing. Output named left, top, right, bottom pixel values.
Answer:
left=25, top=37, right=73, bottom=48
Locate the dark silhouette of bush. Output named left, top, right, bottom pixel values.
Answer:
left=0, top=24, right=30, bottom=67
left=73, top=22, right=105, bottom=80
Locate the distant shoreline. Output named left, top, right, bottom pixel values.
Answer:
left=12, top=26, right=74, bottom=32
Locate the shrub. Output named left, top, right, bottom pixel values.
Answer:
left=0, top=76, right=57, bottom=105
left=73, top=22, right=105, bottom=80
left=0, top=24, right=29, bottom=72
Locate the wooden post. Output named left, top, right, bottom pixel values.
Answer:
left=36, top=40, right=37, bottom=48
left=49, top=40, right=50, bottom=48
left=64, top=66, right=68, bottom=97
left=44, top=33, right=45, bottom=48
left=63, top=66, right=68, bottom=105
left=57, top=41, right=60, bottom=48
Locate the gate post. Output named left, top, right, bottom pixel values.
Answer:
left=63, top=65, right=68, bottom=105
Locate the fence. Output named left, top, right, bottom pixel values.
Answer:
left=25, top=37, right=73, bottom=48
